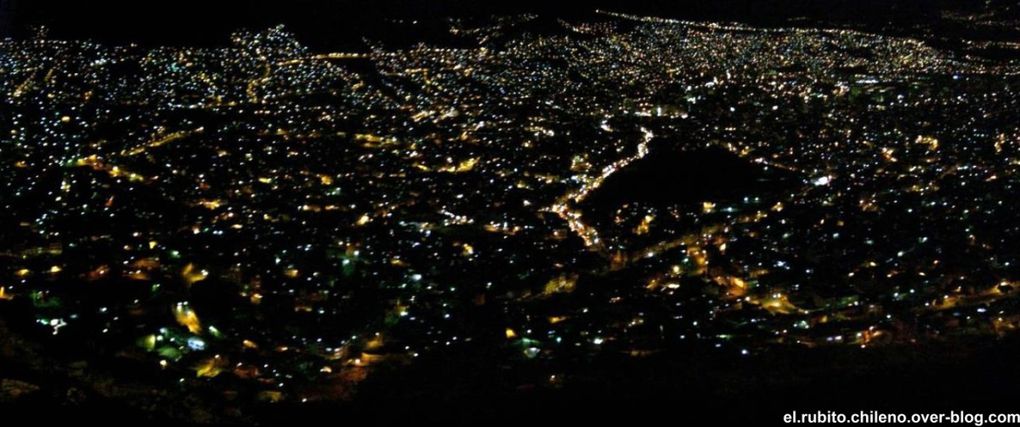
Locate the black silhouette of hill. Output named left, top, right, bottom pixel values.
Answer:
left=582, top=143, right=798, bottom=223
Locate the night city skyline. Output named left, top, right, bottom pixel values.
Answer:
left=1, top=1, right=1020, bottom=425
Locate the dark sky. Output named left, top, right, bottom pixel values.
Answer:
left=0, top=0, right=999, bottom=45
left=0, top=0, right=15, bottom=36
left=2, top=0, right=560, bottom=43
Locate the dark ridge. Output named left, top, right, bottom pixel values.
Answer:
left=260, top=334, right=1020, bottom=424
